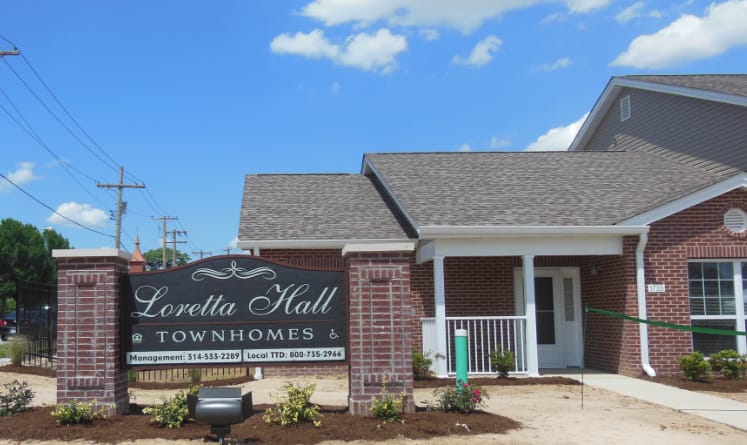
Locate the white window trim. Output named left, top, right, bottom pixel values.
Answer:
left=687, top=259, right=747, bottom=355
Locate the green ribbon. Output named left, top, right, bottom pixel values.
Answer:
left=585, top=306, right=747, bottom=337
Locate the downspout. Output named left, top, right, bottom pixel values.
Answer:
left=636, top=231, right=656, bottom=377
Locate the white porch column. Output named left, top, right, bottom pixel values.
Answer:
left=433, top=255, right=448, bottom=377
left=523, top=255, right=540, bottom=377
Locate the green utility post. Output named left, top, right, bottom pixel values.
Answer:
left=455, top=329, right=468, bottom=387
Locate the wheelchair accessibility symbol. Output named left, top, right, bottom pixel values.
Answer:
left=329, top=329, right=339, bottom=340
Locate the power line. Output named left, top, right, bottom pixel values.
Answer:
left=192, top=249, right=211, bottom=259
left=0, top=171, right=114, bottom=238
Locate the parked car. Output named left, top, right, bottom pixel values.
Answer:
left=0, top=312, right=16, bottom=341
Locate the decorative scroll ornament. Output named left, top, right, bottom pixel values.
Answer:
left=191, top=261, right=277, bottom=281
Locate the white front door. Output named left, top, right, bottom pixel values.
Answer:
left=515, top=268, right=583, bottom=369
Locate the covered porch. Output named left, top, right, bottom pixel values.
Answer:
left=414, top=226, right=650, bottom=377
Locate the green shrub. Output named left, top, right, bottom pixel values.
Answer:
left=679, top=351, right=711, bottom=382
left=433, top=381, right=487, bottom=413
left=489, top=349, right=515, bottom=378
left=263, top=382, right=322, bottom=427
left=0, top=380, right=34, bottom=416
left=52, top=400, right=108, bottom=425
left=709, top=349, right=747, bottom=380
left=189, top=368, right=202, bottom=383
left=127, top=369, right=138, bottom=383
left=370, top=376, right=407, bottom=423
left=143, top=386, right=199, bottom=429
left=413, top=350, right=444, bottom=380
left=9, top=336, right=27, bottom=367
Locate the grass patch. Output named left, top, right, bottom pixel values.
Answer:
left=0, top=343, right=11, bottom=359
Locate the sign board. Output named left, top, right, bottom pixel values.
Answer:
left=647, top=284, right=666, bottom=293
left=124, top=257, right=346, bottom=366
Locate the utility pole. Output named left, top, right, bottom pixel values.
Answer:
left=153, top=216, right=178, bottom=268
left=97, top=166, right=145, bottom=249
left=192, top=249, right=211, bottom=259
left=166, top=230, right=187, bottom=267
left=223, top=247, right=235, bottom=255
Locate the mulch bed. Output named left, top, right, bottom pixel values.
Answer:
left=414, top=376, right=581, bottom=388
left=0, top=403, right=520, bottom=444
left=640, top=375, right=747, bottom=393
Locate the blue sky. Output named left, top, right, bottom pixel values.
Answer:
left=2, top=0, right=747, bottom=257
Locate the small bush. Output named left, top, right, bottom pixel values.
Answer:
left=263, top=382, right=321, bottom=427
left=127, top=369, right=138, bottom=383
left=0, top=380, right=34, bottom=416
left=370, top=376, right=407, bottom=423
left=413, top=350, right=444, bottom=379
left=489, top=349, right=515, bottom=378
left=189, top=368, right=202, bottom=383
left=143, top=386, right=199, bottom=429
left=433, top=381, right=487, bottom=414
left=52, top=400, right=108, bottom=425
left=709, top=349, right=747, bottom=380
left=9, top=336, right=27, bottom=367
left=679, top=351, right=711, bottom=382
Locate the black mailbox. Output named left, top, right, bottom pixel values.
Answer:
left=188, top=387, right=253, bottom=444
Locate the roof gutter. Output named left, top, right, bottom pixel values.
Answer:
left=636, top=232, right=656, bottom=377
left=418, top=225, right=650, bottom=239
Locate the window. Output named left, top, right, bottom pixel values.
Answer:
left=620, top=95, right=631, bottom=122
left=687, top=261, right=747, bottom=355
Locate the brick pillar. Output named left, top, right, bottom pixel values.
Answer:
left=53, top=249, right=131, bottom=415
left=346, top=253, right=415, bottom=416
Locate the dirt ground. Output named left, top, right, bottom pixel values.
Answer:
left=0, top=369, right=746, bottom=445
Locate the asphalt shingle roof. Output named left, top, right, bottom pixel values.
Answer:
left=239, top=174, right=412, bottom=242
left=365, top=151, right=738, bottom=227
left=623, top=75, right=747, bottom=98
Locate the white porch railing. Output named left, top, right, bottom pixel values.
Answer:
left=421, top=316, right=527, bottom=375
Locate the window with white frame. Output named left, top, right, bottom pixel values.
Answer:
left=687, top=260, right=747, bottom=355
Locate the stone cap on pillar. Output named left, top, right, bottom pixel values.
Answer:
left=53, top=248, right=132, bottom=260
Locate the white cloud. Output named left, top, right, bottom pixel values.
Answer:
left=338, top=29, right=408, bottom=73
left=452, top=35, right=502, bottom=67
left=271, top=28, right=407, bottom=74
left=615, top=2, right=662, bottom=23
left=612, top=0, right=747, bottom=69
left=458, top=143, right=472, bottom=152
left=525, top=113, right=589, bottom=151
left=535, top=57, right=572, bottom=71
left=490, top=136, right=511, bottom=148
left=0, top=162, right=38, bottom=192
left=419, top=28, right=440, bottom=41
left=47, top=202, right=109, bottom=228
left=228, top=236, right=238, bottom=249
left=300, top=0, right=610, bottom=34
left=331, top=81, right=341, bottom=93
left=270, top=28, right=339, bottom=59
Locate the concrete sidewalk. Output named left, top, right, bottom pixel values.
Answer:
left=550, top=370, right=747, bottom=432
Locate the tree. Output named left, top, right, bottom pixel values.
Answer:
left=0, top=219, right=70, bottom=313
left=142, top=247, right=191, bottom=270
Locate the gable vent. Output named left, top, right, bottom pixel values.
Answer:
left=620, top=95, right=631, bottom=122
left=724, top=208, right=747, bottom=233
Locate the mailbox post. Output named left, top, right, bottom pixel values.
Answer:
left=187, top=387, right=253, bottom=444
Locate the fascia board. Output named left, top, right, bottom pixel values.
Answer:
left=360, top=156, right=421, bottom=235
left=620, top=174, right=747, bottom=226
left=418, top=225, right=649, bottom=239
left=569, top=77, right=747, bottom=151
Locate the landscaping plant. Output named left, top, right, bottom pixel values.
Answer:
left=9, top=336, right=27, bottom=367
left=0, top=380, right=34, bottom=416
left=489, top=349, right=515, bottom=378
left=433, top=381, right=487, bottom=413
left=370, top=376, right=407, bottom=423
left=263, top=382, right=322, bottom=427
left=52, top=400, right=108, bottom=425
left=143, top=385, right=199, bottom=428
left=709, top=349, right=747, bottom=380
left=679, top=351, right=711, bottom=382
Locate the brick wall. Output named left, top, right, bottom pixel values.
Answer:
left=56, top=252, right=130, bottom=415
left=346, top=253, right=414, bottom=416
left=643, top=188, right=747, bottom=375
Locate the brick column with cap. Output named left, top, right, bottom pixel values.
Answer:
left=346, top=252, right=415, bottom=416
left=53, top=249, right=131, bottom=415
